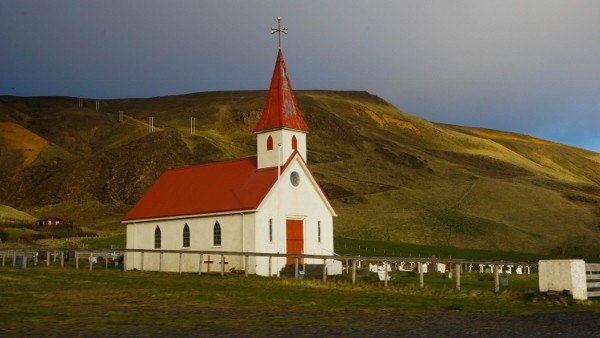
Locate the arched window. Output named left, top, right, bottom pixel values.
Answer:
left=291, top=135, right=297, bottom=150
left=213, top=221, right=222, bottom=246
left=183, top=224, right=190, bottom=247
left=267, top=135, right=274, bottom=151
left=154, top=226, right=161, bottom=249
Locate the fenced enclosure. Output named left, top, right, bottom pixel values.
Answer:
left=587, top=263, right=600, bottom=298
left=0, top=248, right=539, bottom=293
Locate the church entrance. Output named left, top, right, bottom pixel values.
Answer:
left=286, top=219, right=304, bottom=264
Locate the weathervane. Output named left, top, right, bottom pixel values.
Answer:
left=271, top=17, right=288, bottom=49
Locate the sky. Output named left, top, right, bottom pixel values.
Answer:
left=1, top=1, right=599, bottom=152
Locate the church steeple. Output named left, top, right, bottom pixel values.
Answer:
left=255, top=49, right=309, bottom=169
left=255, top=18, right=309, bottom=169
left=253, top=49, right=310, bottom=134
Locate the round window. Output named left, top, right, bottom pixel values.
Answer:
left=290, top=171, right=300, bottom=187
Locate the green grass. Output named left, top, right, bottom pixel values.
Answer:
left=334, top=236, right=548, bottom=262
left=0, top=204, right=36, bottom=222
left=0, top=266, right=598, bottom=334
left=81, top=234, right=126, bottom=248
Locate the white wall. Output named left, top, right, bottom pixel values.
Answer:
left=256, top=129, right=307, bottom=169
left=254, top=156, right=335, bottom=276
left=125, top=212, right=256, bottom=273
left=538, top=259, right=588, bottom=300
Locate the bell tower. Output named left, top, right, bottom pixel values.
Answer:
left=254, top=48, right=309, bottom=169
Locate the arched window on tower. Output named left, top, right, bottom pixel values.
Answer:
left=154, top=226, right=161, bottom=249
left=291, top=135, right=297, bottom=150
left=213, top=221, right=222, bottom=246
left=267, top=136, right=274, bottom=151
left=183, top=224, right=190, bottom=247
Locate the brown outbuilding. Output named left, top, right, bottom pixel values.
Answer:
left=35, top=217, right=64, bottom=227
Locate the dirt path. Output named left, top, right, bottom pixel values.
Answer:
left=2, top=308, right=599, bottom=337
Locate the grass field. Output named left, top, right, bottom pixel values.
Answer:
left=334, top=237, right=549, bottom=262
left=0, top=265, right=599, bottom=336
left=0, top=204, right=36, bottom=223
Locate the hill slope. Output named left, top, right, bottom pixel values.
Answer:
left=0, top=91, right=598, bottom=255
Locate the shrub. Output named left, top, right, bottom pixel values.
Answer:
left=0, top=229, right=8, bottom=243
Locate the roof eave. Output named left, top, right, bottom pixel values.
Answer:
left=253, top=126, right=310, bottom=134
left=122, top=208, right=258, bottom=224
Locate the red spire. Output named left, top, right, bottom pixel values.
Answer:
left=253, top=49, right=310, bottom=133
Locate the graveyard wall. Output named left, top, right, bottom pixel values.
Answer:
left=538, top=259, right=587, bottom=300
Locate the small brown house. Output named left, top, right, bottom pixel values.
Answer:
left=35, top=217, right=64, bottom=227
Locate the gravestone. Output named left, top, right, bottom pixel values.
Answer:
left=436, top=263, right=446, bottom=273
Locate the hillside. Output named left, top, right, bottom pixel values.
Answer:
left=0, top=203, right=36, bottom=223
left=0, top=91, right=599, bottom=255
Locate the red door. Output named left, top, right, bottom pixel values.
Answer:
left=286, top=219, right=304, bottom=264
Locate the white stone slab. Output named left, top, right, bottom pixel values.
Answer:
left=538, top=259, right=587, bottom=300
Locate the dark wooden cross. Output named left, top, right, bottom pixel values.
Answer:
left=219, top=256, right=230, bottom=269
left=204, top=255, right=214, bottom=273
left=271, top=17, right=288, bottom=49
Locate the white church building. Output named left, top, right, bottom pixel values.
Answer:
left=122, top=48, right=339, bottom=276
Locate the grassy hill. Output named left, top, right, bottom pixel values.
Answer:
left=0, top=91, right=599, bottom=256
left=0, top=203, right=36, bottom=223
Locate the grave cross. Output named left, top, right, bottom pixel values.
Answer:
left=270, top=17, right=288, bottom=49
left=204, top=255, right=214, bottom=273
left=219, top=256, right=230, bottom=269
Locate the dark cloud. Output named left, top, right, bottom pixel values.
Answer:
left=1, top=0, right=598, bottom=151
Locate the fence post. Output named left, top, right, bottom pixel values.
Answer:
left=294, top=257, right=299, bottom=280
left=322, top=258, right=327, bottom=282
left=140, top=251, right=144, bottom=271
left=2, top=251, right=5, bottom=267
left=46, top=251, right=50, bottom=267
left=494, top=265, right=500, bottom=293
left=384, top=261, right=388, bottom=287
left=179, top=252, right=183, bottom=274
left=268, top=256, right=272, bottom=277
left=455, top=263, right=461, bottom=291
left=198, top=253, right=203, bottom=275
left=75, top=252, right=79, bottom=270
left=60, top=251, right=64, bottom=268
left=220, top=254, right=225, bottom=277
left=34, top=252, right=38, bottom=267
left=12, top=250, right=16, bottom=267
left=352, top=259, right=356, bottom=285
left=159, top=252, right=163, bottom=272
left=105, top=252, right=108, bottom=270
left=418, top=262, right=424, bottom=288
left=90, top=252, right=93, bottom=271
left=244, top=255, right=249, bottom=277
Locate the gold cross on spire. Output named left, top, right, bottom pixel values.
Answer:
left=270, top=17, right=288, bottom=49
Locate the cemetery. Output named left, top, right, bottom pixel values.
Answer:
left=2, top=247, right=599, bottom=301
left=1, top=252, right=599, bottom=336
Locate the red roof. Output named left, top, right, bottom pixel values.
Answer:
left=253, top=49, right=310, bottom=133
left=123, top=157, right=281, bottom=222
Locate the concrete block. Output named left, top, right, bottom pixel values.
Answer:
left=538, top=259, right=587, bottom=300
